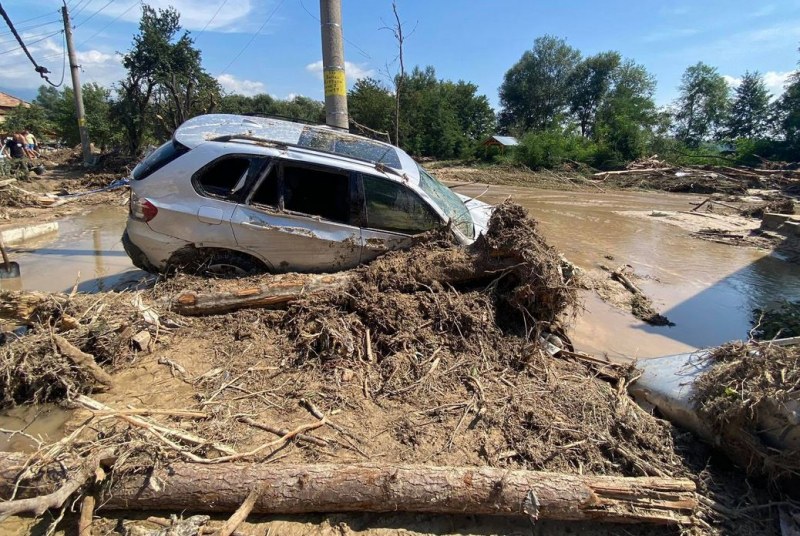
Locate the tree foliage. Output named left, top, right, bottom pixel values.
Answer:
left=725, top=72, right=771, bottom=139
left=673, top=62, right=730, bottom=147
left=348, top=66, right=494, bottom=159
left=498, top=36, right=581, bottom=133
left=115, top=5, right=220, bottom=155
left=568, top=51, right=621, bottom=137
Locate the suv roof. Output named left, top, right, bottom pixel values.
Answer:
left=175, top=114, right=421, bottom=183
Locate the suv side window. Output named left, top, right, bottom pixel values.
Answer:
left=363, top=175, right=441, bottom=234
left=283, top=164, right=351, bottom=224
left=194, top=156, right=265, bottom=200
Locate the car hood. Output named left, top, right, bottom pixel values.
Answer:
left=457, top=194, right=494, bottom=239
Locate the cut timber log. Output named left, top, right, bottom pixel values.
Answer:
left=610, top=267, right=642, bottom=296
left=172, top=272, right=351, bottom=316
left=171, top=249, right=518, bottom=316
left=0, top=453, right=697, bottom=525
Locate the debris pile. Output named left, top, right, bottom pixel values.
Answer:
left=594, top=163, right=800, bottom=196
left=0, top=202, right=790, bottom=534
left=694, top=342, right=800, bottom=481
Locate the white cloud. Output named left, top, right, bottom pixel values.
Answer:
left=668, top=21, right=800, bottom=62
left=0, top=33, right=124, bottom=92
left=763, top=71, right=794, bottom=94
left=723, top=75, right=742, bottom=88
left=723, top=71, right=794, bottom=100
left=217, top=73, right=266, bottom=96
left=93, top=0, right=262, bottom=33
left=305, top=60, right=375, bottom=83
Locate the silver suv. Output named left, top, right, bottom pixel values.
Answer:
left=122, top=114, right=493, bottom=275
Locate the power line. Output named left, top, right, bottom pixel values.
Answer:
left=75, top=0, right=114, bottom=28
left=77, top=0, right=138, bottom=47
left=0, top=29, right=62, bottom=55
left=195, top=0, right=228, bottom=38
left=298, top=0, right=370, bottom=59
left=0, top=2, right=63, bottom=86
left=12, top=9, right=60, bottom=26
left=220, top=0, right=285, bottom=73
left=0, top=18, right=61, bottom=36
left=71, top=0, right=94, bottom=20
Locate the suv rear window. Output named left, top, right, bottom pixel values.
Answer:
left=363, top=176, right=440, bottom=235
left=132, top=140, right=188, bottom=181
left=194, top=156, right=267, bottom=200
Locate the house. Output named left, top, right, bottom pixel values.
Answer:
left=481, top=135, right=519, bottom=153
left=0, top=91, right=30, bottom=125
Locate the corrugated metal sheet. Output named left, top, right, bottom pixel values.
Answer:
left=491, top=135, right=519, bottom=146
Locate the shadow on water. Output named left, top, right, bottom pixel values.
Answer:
left=636, top=249, right=800, bottom=348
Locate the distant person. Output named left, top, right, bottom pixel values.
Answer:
left=23, top=130, right=38, bottom=158
left=2, top=134, right=26, bottom=159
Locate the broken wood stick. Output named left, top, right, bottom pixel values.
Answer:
left=238, top=417, right=329, bottom=447
left=0, top=449, right=113, bottom=522
left=78, top=494, right=95, bottom=536
left=53, top=335, right=113, bottom=390
left=610, top=266, right=642, bottom=296
left=214, top=486, right=261, bottom=536
left=0, top=454, right=697, bottom=525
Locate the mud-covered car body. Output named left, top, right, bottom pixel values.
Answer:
left=123, top=114, right=493, bottom=274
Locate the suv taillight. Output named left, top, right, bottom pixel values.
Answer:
left=130, top=191, right=158, bottom=222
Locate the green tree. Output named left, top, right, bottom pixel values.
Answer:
left=725, top=72, right=771, bottom=139
left=115, top=4, right=220, bottom=155
left=498, top=35, right=581, bottom=132
left=774, top=60, right=800, bottom=151
left=594, top=60, right=659, bottom=165
left=568, top=51, right=621, bottom=137
left=673, top=62, right=730, bottom=146
left=54, top=84, right=117, bottom=150
left=2, top=104, right=50, bottom=138
left=348, top=78, right=394, bottom=136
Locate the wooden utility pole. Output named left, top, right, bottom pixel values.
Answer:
left=319, top=0, right=348, bottom=129
left=61, top=2, right=91, bottom=165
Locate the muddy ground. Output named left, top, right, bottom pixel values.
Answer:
left=0, top=158, right=798, bottom=535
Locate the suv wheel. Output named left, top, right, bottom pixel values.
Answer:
left=195, top=250, right=266, bottom=278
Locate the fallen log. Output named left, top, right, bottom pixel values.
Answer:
left=0, top=453, right=697, bottom=525
left=170, top=248, right=519, bottom=317
left=171, top=272, right=350, bottom=316
left=593, top=168, right=674, bottom=177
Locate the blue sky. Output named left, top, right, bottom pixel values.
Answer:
left=2, top=0, right=799, bottom=112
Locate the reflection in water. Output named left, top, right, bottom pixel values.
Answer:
left=456, top=185, right=800, bottom=358
left=0, top=405, right=69, bottom=452
left=0, top=206, right=147, bottom=294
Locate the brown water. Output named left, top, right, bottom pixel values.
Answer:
left=0, top=205, right=148, bottom=293
left=458, top=185, right=800, bottom=359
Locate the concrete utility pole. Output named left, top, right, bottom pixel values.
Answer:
left=319, top=0, right=348, bottom=129
left=61, top=2, right=91, bottom=165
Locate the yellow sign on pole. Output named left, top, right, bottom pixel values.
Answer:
left=324, top=70, right=347, bottom=97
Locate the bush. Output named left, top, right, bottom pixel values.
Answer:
left=514, top=129, right=596, bottom=170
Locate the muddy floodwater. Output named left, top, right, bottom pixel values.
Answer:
left=4, top=186, right=800, bottom=360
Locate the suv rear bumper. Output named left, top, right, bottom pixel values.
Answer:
left=123, top=220, right=189, bottom=273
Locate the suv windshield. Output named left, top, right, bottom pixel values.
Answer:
left=417, top=166, right=474, bottom=238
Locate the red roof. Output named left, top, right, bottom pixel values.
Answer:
left=0, top=91, right=29, bottom=109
